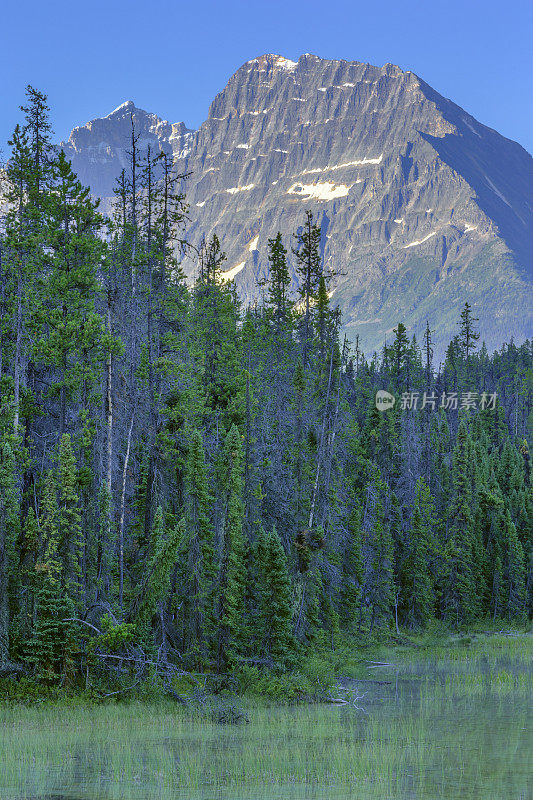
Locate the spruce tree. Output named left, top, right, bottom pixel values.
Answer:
left=30, top=472, right=74, bottom=684
left=441, top=420, right=478, bottom=625
left=293, top=210, right=323, bottom=367
left=365, top=476, right=395, bottom=631
left=500, top=510, right=526, bottom=620
left=401, top=478, right=435, bottom=627
left=184, top=427, right=216, bottom=663
left=390, top=322, right=410, bottom=390
left=57, top=434, right=83, bottom=604
left=256, top=526, right=294, bottom=667
left=459, top=302, right=480, bottom=362
left=216, top=424, right=248, bottom=671
left=135, top=511, right=185, bottom=637
left=265, top=232, right=292, bottom=336
left=339, top=507, right=364, bottom=632
left=0, top=437, right=19, bottom=667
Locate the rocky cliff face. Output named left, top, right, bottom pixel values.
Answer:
left=61, top=55, right=533, bottom=356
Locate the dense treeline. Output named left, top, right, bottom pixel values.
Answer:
left=0, top=88, right=532, bottom=693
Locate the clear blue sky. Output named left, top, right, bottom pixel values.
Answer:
left=1, top=0, right=532, bottom=156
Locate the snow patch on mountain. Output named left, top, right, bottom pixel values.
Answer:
left=403, top=232, right=437, bottom=248
left=221, top=261, right=246, bottom=281
left=287, top=181, right=350, bottom=201
left=226, top=184, right=255, bottom=194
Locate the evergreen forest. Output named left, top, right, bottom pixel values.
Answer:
left=0, top=87, right=532, bottom=698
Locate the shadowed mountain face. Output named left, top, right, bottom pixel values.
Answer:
left=61, top=100, right=195, bottom=199
left=60, top=54, right=533, bottom=356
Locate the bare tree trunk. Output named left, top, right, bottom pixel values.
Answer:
left=106, top=307, right=113, bottom=500
left=308, top=344, right=335, bottom=529
left=119, top=409, right=134, bottom=612
left=320, top=336, right=347, bottom=529
left=13, top=280, right=22, bottom=435
left=0, top=497, right=9, bottom=667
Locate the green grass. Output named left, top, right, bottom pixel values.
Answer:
left=1, top=631, right=532, bottom=800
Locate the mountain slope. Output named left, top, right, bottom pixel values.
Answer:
left=61, top=100, right=194, bottom=201
left=61, top=55, right=533, bottom=356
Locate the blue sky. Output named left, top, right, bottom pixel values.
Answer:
left=1, top=0, right=532, bottom=156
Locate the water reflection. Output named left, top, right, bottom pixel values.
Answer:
left=3, top=647, right=532, bottom=800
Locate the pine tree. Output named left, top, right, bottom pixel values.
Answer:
left=184, top=427, right=216, bottom=663
left=256, top=526, right=294, bottom=667
left=265, top=232, right=292, bottom=336
left=459, top=302, right=480, bottom=362
left=401, top=479, right=435, bottom=627
left=0, top=436, right=19, bottom=667
left=20, top=85, right=53, bottom=200
left=3, top=121, right=48, bottom=437
left=34, top=151, right=106, bottom=437
left=216, top=425, right=248, bottom=671
left=30, top=471, right=74, bottom=684
left=57, top=434, right=83, bottom=604
left=293, top=210, right=323, bottom=367
left=441, top=420, right=478, bottom=625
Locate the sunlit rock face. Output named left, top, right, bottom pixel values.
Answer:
left=62, top=55, right=533, bottom=355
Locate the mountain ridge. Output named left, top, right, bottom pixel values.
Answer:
left=59, top=53, right=533, bottom=356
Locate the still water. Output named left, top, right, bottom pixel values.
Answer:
left=1, top=641, right=532, bottom=800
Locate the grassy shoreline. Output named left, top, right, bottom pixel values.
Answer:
left=1, top=621, right=532, bottom=705
left=1, top=628, right=532, bottom=799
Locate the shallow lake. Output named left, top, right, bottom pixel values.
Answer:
left=1, top=636, right=532, bottom=799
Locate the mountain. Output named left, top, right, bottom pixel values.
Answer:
left=60, top=54, right=533, bottom=356
left=61, top=100, right=194, bottom=201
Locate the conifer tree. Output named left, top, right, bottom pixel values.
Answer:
left=193, top=235, right=245, bottom=428
left=134, top=512, right=185, bottom=638
left=364, top=476, right=395, bottom=631
left=390, top=322, right=410, bottom=390
left=256, top=526, right=294, bottom=667
left=0, top=437, right=19, bottom=667
left=30, top=471, right=74, bottom=683
left=459, top=302, right=480, bottom=362
left=441, top=420, right=478, bottom=625
left=293, top=210, right=323, bottom=366
left=216, top=425, right=248, bottom=671
left=500, top=510, right=526, bottom=619
left=265, top=232, right=292, bottom=336
left=184, top=427, right=216, bottom=662
left=339, top=507, right=364, bottom=632
left=401, top=478, right=435, bottom=627
left=34, top=151, right=106, bottom=437
left=57, top=434, right=83, bottom=604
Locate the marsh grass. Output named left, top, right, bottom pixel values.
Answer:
left=1, top=632, right=532, bottom=800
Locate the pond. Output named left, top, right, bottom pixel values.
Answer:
left=1, top=635, right=532, bottom=799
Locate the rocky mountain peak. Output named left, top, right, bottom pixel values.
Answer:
left=61, top=102, right=195, bottom=200
left=60, top=54, right=533, bottom=354
left=104, top=100, right=136, bottom=117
